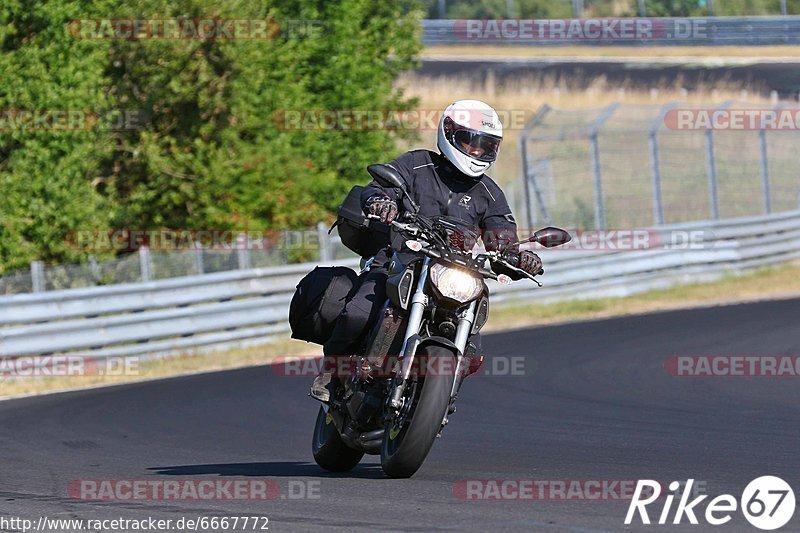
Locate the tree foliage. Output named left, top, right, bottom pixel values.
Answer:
left=0, top=0, right=422, bottom=271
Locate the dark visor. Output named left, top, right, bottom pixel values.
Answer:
left=444, top=118, right=501, bottom=163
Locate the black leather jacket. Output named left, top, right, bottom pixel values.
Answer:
left=361, top=150, right=519, bottom=255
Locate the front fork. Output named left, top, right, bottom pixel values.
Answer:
left=450, top=300, right=477, bottom=399
left=389, top=256, right=478, bottom=410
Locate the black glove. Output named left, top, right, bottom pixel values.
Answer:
left=365, top=195, right=398, bottom=224
left=508, top=250, right=543, bottom=277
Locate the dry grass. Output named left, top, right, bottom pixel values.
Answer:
left=485, top=260, right=800, bottom=331
left=0, top=338, right=322, bottom=400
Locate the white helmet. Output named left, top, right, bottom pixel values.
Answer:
left=437, top=99, right=503, bottom=178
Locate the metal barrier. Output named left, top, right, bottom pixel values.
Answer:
left=1, top=210, right=798, bottom=360
left=422, top=16, right=800, bottom=46
left=0, top=224, right=350, bottom=296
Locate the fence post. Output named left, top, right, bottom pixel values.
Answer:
left=194, top=246, right=204, bottom=275
left=588, top=102, right=619, bottom=230
left=88, top=256, right=101, bottom=284
left=589, top=134, right=605, bottom=229
left=519, top=105, right=552, bottom=230
left=236, top=233, right=251, bottom=270
left=30, top=261, right=45, bottom=292
left=648, top=132, right=663, bottom=225
left=317, top=222, right=332, bottom=262
left=280, top=230, right=290, bottom=263
left=705, top=128, right=719, bottom=220
left=519, top=136, right=553, bottom=231
left=706, top=101, right=732, bottom=220
left=648, top=102, right=676, bottom=226
left=139, top=246, right=152, bottom=282
left=637, top=0, right=646, bottom=16
left=519, top=135, right=540, bottom=229
left=758, top=128, right=772, bottom=214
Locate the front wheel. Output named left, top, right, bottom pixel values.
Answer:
left=381, top=346, right=455, bottom=478
left=312, top=406, right=364, bottom=472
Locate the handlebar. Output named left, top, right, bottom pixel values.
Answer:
left=366, top=213, right=541, bottom=284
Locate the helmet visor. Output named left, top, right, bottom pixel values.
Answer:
left=445, top=120, right=502, bottom=163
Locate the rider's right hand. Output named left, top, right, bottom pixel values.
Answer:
left=366, top=195, right=398, bottom=224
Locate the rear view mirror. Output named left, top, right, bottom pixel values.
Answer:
left=530, top=227, right=572, bottom=248
left=367, top=164, right=406, bottom=191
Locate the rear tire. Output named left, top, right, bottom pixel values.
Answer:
left=380, top=346, right=455, bottom=478
left=312, top=406, right=364, bottom=472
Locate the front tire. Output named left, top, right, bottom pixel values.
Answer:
left=381, top=346, right=455, bottom=478
left=312, top=406, right=364, bottom=472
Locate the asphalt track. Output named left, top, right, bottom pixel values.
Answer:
left=419, top=58, right=800, bottom=96
left=1, top=297, right=800, bottom=532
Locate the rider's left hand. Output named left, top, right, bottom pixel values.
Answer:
left=517, top=250, right=544, bottom=276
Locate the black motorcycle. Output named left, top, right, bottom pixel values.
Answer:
left=311, top=165, right=571, bottom=478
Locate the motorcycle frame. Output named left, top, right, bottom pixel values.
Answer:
left=388, top=255, right=479, bottom=410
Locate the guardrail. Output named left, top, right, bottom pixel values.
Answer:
left=422, top=16, right=800, bottom=46
left=0, top=210, right=798, bottom=360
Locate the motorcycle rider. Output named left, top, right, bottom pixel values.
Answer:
left=311, top=100, right=543, bottom=401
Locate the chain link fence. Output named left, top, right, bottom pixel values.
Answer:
left=520, top=101, right=800, bottom=231
left=0, top=225, right=351, bottom=296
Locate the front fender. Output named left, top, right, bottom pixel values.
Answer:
left=398, top=334, right=460, bottom=382
left=415, top=335, right=461, bottom=357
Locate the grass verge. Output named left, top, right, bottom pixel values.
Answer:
left=2, top=261, right=799, bottom=400
left=484, top=260, right=800, bottom=331
left=0, top=338, right=322, bottom=400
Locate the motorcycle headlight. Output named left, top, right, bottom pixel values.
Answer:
left=429, top=263, right=483, bottom=304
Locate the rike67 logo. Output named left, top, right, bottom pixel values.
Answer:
left=625, top=477, right=795, bottom=530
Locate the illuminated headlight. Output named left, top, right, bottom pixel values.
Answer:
left=429, top=263, right=483, bottom=303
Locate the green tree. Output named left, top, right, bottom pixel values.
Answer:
left=0, top=0, right=422, bottom=272
left=0, top=0, right=116, bottom=271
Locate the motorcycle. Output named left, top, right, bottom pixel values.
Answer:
left=311, top=164, right=571, bottom=478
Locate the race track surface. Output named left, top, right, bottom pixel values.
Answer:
left=2, top=298, right=799, bottom=532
